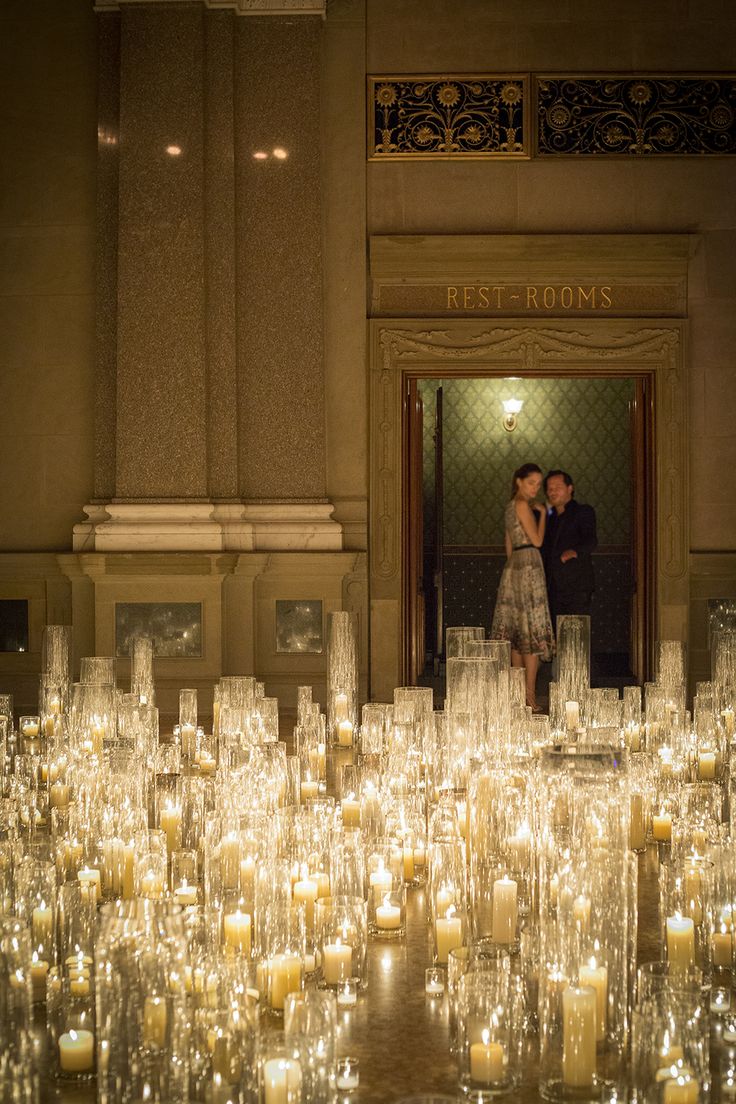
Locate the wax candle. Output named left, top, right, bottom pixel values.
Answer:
left=223, top=910, right=252, bottom=955
left=142, top=996, right=167, bottom=1048
left=77, top=867, right=101, bottom=903
left=174, top=881, right=198, bottom=906
left=578, top=960, right=608, bottom=1042
left=341, top=794, right=361, bottom=829
left=491, top=876, right=518, bottom=945
left=293, top=879, right=318, bottom=928
left=508, top=824, right=531, bottom=870
left=565, top=700, right=580, bottom=730
left=653, top=811, right=673, bottom=842
left=337, top=978, right=358, bottom=1007
left=662, top=1076, right=700, bottom=1104
left=50, top=781, right=70, bottom=808
left=334, top=693, right=349, bottom=722
left=160, top=804, right=182, bottom=854
left=573, top=894, right=591, bottom=933
left=436, top=887, right=455, bottom=916
left=667, top=915, right=695, bottom=969
left=435, top=912, right=463, bottom=964
left=697, top=751, right=716, bottom=780
left=199, top=753, right=216, bottom=773
left=470, top=1032, right=504, bottom=1083
left=722, top=707, right=735, bottom=737
left=376, top=897, right=402, bottom=930
left=122, top=843, right=135, bottom=899
left=240, top=855, right=256, bottom=893
left=322, top=941, right=353, bottom=985
left=402, top=846, right=415, bottom=882
left=300, top=779, right=319, bottom=803
left=308, top=743, right=326, bottom=779
left=713, top=926, right=732, bottom=968
left=180, top=723, right=196, bottom=758
left=337, top=720, right=353, bottom=746
left=69, top=973, right=90, bottom=997
left=59, top=1028, right=94, bottom=1073
left=562, top=986, right=596, bottom=1088
left=140, top=870, right=164, bottom=899
left=263, top=1057, right=302, bottom=1104
left=311, top=871, right=330, bottom=898
left=269, top=953, right=302, bottom=1010
left=32, top=903, right=53, bottom=947
left=30, top=956, right=49, bottom=1001
left=684, top=867, right=703, bottom=925
left=370, top=865, right=393, bottom=904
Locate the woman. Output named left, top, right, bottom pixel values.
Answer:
left=491, top=462, right=554, bottom=711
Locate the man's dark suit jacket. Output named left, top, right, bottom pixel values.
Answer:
left=542, top=498, right=598, bottom=604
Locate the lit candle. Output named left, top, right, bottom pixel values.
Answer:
left=697, top=751, right=716, bottom=780
left=77, top=867, right=101, bottom=903
left=470, top=1029, right=504, bottom=1083
left=159, top=804, right=182, bottom=855
left=49, top=781, right=70, bottom=808
left=565, top=700, right=580, bottom=731
left=653, top=811, right=673, bottom=842
left=713, top=925, right=733, bottom=968
left=223, top=910, right=251, bottom=955
left=722, top=707, right=735, bottom=737
left=142, top=996, right=167, bottom=1048
left=435, top=910, right=463, bottom=964
left=174, top=881, right=198, bottom=906
left=402, top=846, right=415, bottom=882
left=263, top=1057, right=302, bottom=1104
left=562, top=986, right=596, bottom=1087
left=293, top=879, right=318, bottom=928
left=684, top=867, right=703, bottom=925
left=30, top=954, right=49, bottom=1001
left=69, top=972, right=90, bottom=997
left=300, top=779, right=319, bottom=803
left=491, top=876, right=518, bottom=945
left=578, top=959, right=608, bottom=1042
left=308, top=742, right=326, bottom=779
left=508, top=823, right=531, bottom=871
left=337, top=720, right=354, bottom=747
left=666, top=915, right=695, bottom=970
left=322, top=940, right=353, bottom=985
left=269, top=953, right=302, bottom=1011
left=376, top=896, right=402, bottom=930
left=341, top=793, right=361, bottom=829
left=140, top=870, right=164, bottom=899
left=180, top=723, right=196, bottom=758
left=334, top=693, right=349, bottom=722
left=369, top=864, right=393, bottom=905
left=58, top=1028, right=94, bottom=1073
left=240, top=855, right=256, bottom=893
left=311, top=870, right=330, bottom=898
left=122, top=843, right=135, bottom=899
left=662, top=1076, right=700, bottom=1104
left=32, top=903, right=53, bottom=947
left=573, top=894, right=591, bottom=933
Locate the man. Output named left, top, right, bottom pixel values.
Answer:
left=542, top=470, right=598, bottom=631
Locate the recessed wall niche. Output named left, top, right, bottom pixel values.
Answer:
left=115, top=603, right=202, bottom=658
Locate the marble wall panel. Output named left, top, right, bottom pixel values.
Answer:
left=0, top=0, right=96, bottom=551
left=204, top=11, right=239, bottom=500
left=322, top=1, right=368, bottom=546
left=116, top=6, right=208, bottom=499
left=234, top=17, right=325, bottom=501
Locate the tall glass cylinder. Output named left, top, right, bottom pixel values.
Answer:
left=556, top=616, right=591, bottom=722
left=130, top=636, right=155, bottom=706
left=326, top=612, right=359, bottom=748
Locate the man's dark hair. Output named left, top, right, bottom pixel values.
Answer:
left=544, top=469, right=574, bottom=494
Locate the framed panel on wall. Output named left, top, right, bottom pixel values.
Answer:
left=115, top=603, right=202, bottom=658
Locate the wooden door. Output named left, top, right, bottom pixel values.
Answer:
left=404, top=379, right=424, bottom=685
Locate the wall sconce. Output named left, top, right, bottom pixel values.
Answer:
left=502, top=397, right=524, bottom=432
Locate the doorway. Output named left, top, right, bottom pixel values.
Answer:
left=406, top=373, right=653, bottom=698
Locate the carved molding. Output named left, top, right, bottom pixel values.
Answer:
left=94, top=0, right=326, bottom=15
left=369, top=321, right=687, bottom=680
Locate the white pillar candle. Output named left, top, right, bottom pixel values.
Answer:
left=697, top=751, right=716, bottom=780
left=712, top=926, right=733, bottom=968
left=491, top=877, right=518, bottom=945
left=160, top=804, right=182, bottom=855
left=402, top=846, right=415, bottom=882
left=470, top=1033, right=504, bottom=1083
left=180, top=723, right=196, bottom=758
left=662, top=1076, right=700, bottom=1104
left=223, top=910, right=251, bottom=955
left=140, top=870, right=164, bottom=898
left=508, top=824, right=531, bottom=870
left=653, top=811, right=673, bottom=842
left=300, top=779, right=319, bottom=803
left=308, top=743, right=326, bottom=779
left=122, top=843, right=135, bottom=899
left=293, top=879, right=318, bottom=928
left=263, top=1057, right=302, bottom=1104
left=240, top=855, right=256, bottom=893
left=578, top=961, right=608, bottom=1042
left=322, top=941, right=353, bottom=985
left=142, top=996, right=167, bottom=1048
left=565, top=700, right=580, bottom=730
left=666, top=915, right=695, bottom=969
left=77, top=867, right=101, bottom=903
left=562, top=986, right=596, bottom=1088
left=435, top=914, right=463, bottom=964
left=49, top=781, right=69, bottom=808
left=376, top=898, right=402, bottom=930
left=269, top=954, right=302, bottom=1011
left=722, top=707, right=735, bottom=737
left=572, top=894, right=591, bottom=932
left=58, top=1029, right=94, bottom=1073
left=337, top=720, right=353, bottom=746
left=369, top=865, right=393, bottom=904
left=311, top=871, right=330, bottom=898
left=174, top=881, right=198, bottom=906
left=32, top=904, right=53, bottom=947
left=341, top=795, right=361, bottom=829
left=334, top=693, right=349, bottom=722
left=30, top=956, right=49, bottom=1001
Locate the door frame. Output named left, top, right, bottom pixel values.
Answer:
left=369, top=319, right=687, bottom=700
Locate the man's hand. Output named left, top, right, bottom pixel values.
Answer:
left=560, top=549, right=578, bottom=563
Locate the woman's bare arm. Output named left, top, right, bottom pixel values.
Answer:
left=515, top=500, right=544, bottom=547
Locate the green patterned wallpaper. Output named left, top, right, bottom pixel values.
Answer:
left=419, top=377, right=633, bottom=548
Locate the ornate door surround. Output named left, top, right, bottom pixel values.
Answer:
left=368, top=317, right=687, bottom=700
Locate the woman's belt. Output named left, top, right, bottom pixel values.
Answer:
left=512, top=544, right=534, bottom=551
